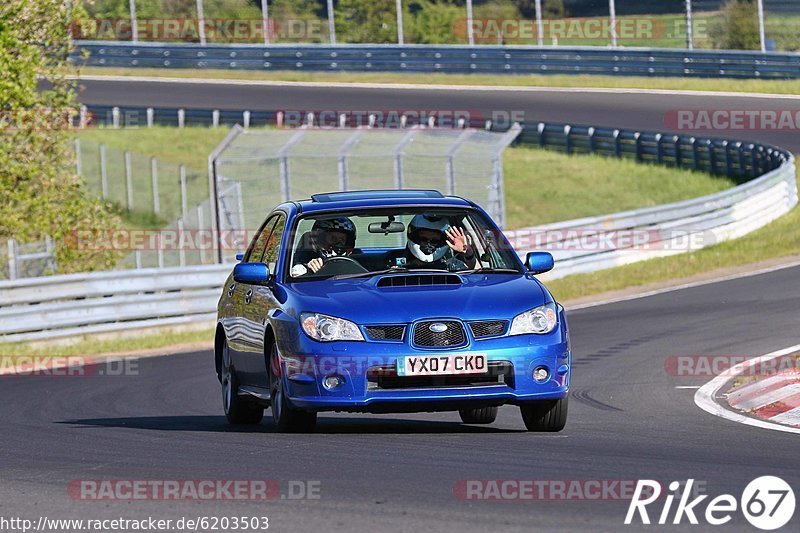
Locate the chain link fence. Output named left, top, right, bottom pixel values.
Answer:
left=212, top=124, right=521, bottom=262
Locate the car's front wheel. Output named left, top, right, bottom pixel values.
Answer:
left=220, top=339, right=264, bottom=425
left=268, top=342, right=317, bottom=433
left=459, top=406, right=498, bottom=424
left=520, top=397, right=568, bottom=432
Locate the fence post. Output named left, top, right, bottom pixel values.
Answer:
left=100, top=143, right=108, bottom=199
left=396, top=0, right=404, bottom=45
left=146, top=107, right=154, bottom=127
left=151, top=157, right=160, bottom=214
left=261, top=0, right=271, bottom=45
left=7, top=239, right=17, bottom=281
left=128, top=0, right=138, bottom=43
left=756, top=0, right=766, bottom=52
left=180, top=164, right=188, bottom=220
left=685, top=0, right=693, bottom=50
left=79, top=105, right=88, bottom=128
left=125, top=151, right=134, bottom=210
left=198, top=205, right=207, bottom=264
left=609, top=0, right=618, bottom=48
left=243, top=110, right=251, bottom=129
left=326, top=0, right=336, bottom=45
left=178, top=108, right=185, bottom=128
left=134, top=250, right=142, bottom=269
left=112, top=106, right=120, bottom=128
left=535, top=0, right=544, bottom=47
left=178, top=218, right=186, bottom=267
left=75, top=138, right=82, bottom=177
left=466, top=0, right=475, bottom=46
left=212, top=109, right=220, bottom=127
left=196, top=0, right=207, bottom=45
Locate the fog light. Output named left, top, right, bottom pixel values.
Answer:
left=323, top=375, right=344, bottom=390
left=533, top=366, right=550, bottom=383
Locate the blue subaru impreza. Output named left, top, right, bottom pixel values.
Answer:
left=215, top=190, right=570, bottom=432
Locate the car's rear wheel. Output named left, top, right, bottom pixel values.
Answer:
left=268, top=342, right=317, bottom=433
left=220, top=339, right=264, bottom=425
left=459, top=406, right=498, bottom=424
left=520, top=397, right=568, bottom=432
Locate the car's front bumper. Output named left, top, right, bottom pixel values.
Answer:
left=276, top=320, right=571, bottom=413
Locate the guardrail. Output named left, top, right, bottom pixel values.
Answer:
left=4, top=113, right=796, bottom=342
left=0, top=265, right=229, bottom=342
left=75, top=42, right=800, bottom=79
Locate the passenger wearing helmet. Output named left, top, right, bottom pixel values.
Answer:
left=291, top=217, right=357, bottom=277
left=388, top=214, right=477, bottom=271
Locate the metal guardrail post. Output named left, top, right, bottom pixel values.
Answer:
left=612, top=129, right=621, bottom=157
left=634, top=132, right=642, bottom=162
left=722, top=140, right=732, bottom=176
left=564, top=125, right=573, bottom=155
left=212, top=109, right=219, bottom=127
left=146, top=107, right=154, bottom=127
left=707, top=140, right=717, bottom=174
left=674, top=136, right=683, bottom=167
left=112, top=107, right=120, bottom=128
left=178, top=109, right=185, bottom=128
left=537, top=122, right=546, bottom=148
left=690, top=137, right=699, bottom=170
left=655, top=133, right=663, bottom=164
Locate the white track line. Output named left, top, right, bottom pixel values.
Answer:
left=72, top=74, right=800, bottom=100
left=694, top=344, right=800, bottom=434
left=771, top=406, right=800, bottom=426
left=732, top=383, right=800, bottom=411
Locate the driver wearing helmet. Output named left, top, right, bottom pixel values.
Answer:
left=291, top=217, right=357, bottom=277
left=389, top=214, right=477, bottom=271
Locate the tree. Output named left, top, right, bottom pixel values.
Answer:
left=0, top=0, right=120, bottom=273
left=709, top=0, right=760, bottom=50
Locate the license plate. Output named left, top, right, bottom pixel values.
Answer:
left=396, top=353, right=487, bottom=377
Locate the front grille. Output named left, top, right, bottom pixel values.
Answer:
left=364, top=325, right=406, bottom=341
left=367, top=361, right=514, bottom=390
left=412, top=320, right=466, bottom=348
left=469, top=320, right=508, bottom=339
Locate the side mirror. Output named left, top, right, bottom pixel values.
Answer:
left=235, top=252, right=244, bottom=262
left=526, top=252, right=554, bottom=275
left=233, top=262, right=270, bottom=285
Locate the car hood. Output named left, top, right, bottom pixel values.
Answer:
left=283, top=273, right=548, bottom=324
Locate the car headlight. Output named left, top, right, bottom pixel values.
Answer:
left=300, top=312, right=364, bottom=342
left=509, top=303, right=558, bottom=335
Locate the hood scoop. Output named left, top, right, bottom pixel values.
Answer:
left=377, top=274, right=462, bottom=288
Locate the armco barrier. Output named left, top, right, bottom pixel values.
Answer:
left=75, top=42, right=800, bottom=79
left=2, top=116, right=796, bottom=341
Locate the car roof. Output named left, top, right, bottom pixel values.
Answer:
left=294, top=190, right=473, bottom=214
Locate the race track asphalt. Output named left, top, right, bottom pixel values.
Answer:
left=3, top=77, right=796, bottom=532
left=2, top=264, right=799, bottom=532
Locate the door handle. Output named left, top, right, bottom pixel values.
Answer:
left=245, top=289, right=253, bottom=304
left=228, top=283, right=236, bottom=297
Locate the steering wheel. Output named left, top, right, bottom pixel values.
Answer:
left=316, top=256, right=368, bottom=276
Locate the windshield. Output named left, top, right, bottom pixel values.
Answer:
left=287, top=208, right=522, bottom=281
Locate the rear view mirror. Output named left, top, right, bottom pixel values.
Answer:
left=526, top=252, right=554, bottom=275
left=233, top=262, right=270, bottom=285
left=368, top=221, right=405, bottom=234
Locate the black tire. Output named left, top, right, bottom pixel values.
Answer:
left=459, top=406, right=498, bottom=424
left=268, top=343, right=317, bottom=433
left=220, top=339, right=264, bottom=425
left=520, top=397, right=568, bottom=432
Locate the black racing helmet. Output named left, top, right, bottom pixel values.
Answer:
left=311, top=217, right=357, bottom=258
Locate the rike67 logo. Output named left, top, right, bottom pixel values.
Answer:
left=625, top=477, right=795, bottom=530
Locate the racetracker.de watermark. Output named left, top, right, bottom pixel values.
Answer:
left=664, top=354, right=800, bottom=378
left=0, top=356, right=138, bottom=377
left=665, top=109, right=800, bottom=131
left=67, top=480, right=321, bottom=501
left=504, top=228, right=715, bottom=252
left=453, top=479, right=675, bottom=501
left=70, top=18, right=324, bottom=42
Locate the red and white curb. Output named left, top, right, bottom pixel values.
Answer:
left=695, top=344, right=800, bottom=434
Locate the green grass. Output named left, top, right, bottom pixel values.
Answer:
left=503, top=147, right=733, bottom=228
left=0, top=328, right=214, bottom=357
left=546, top=183, right=800, bottom=302
left=80, top=67, right=800, bottom=96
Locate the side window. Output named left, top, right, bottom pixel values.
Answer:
left=245, top=216, right=277, bottom=263
left=262, top=216, right=286, bottom=273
